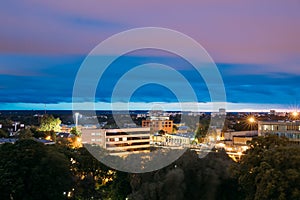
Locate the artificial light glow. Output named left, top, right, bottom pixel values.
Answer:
left=292, top=111, right=298, bottom=117
left=45, top=135, right=51, bottom=140
left=248, top=117, right=255, bottom=123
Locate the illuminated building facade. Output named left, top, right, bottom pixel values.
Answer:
left=258, top=121, right=300, bottom=143
left=142, top=116, right=173, bottom=134
left=81, top=127, right=150, bottom=155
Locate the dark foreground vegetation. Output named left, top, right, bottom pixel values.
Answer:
left=0, top=135, right=299, bottom=200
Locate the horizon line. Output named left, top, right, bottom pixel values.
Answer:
left=0, top=102, right=297, bottom=113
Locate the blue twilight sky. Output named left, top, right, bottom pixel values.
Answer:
left=0, top=0, right=300, bottom=111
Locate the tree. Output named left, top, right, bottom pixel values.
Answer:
left=70, top=127, right=81, bottom=136
left=128, top=150, right=239, bottom=200
left=105, top=171, right=132, bottom=200
left=39, top=115, right=61, bottom=132
left=17, top=128, right=33, bottom=139
left=0, top=139, right=73, bottom=200
left=172, top=125, right=178, bottom=133
left=56, top=146, right=115, bottom=199
left=195, top=123, right=208, bottom=142
left=233, top=135, right=300, bottom=200
left=0, top=129, right=8, bottom=138
left=158, top=129, right=165, bottom=135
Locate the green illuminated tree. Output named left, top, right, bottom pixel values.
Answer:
left=39, top=115, right=61, bottom=132
left=70, top=127, right=81, bottom=136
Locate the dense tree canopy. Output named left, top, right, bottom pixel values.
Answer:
left=0, top=140, right=132, bottom=200
left=128, top=150, right=239, bottom=200
left=233, top=135, right=300, bottom=200
left=0, top=140, right=73, bottom=200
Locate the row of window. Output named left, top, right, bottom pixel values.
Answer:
left=106, top=142, right=149, bottom=148
left=150, top=124, right=172, bottom=128
left=260, top=125, right=300, bottom=131
left=106, top=136, right=150, bottom=142
left=274, top=132, right=300, bottom=139
left=91, top=138, right=102, bottom=142
left=91, top=132, right=102, bottom=136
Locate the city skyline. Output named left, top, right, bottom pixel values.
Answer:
left=1, top=1, right=300, bottom=111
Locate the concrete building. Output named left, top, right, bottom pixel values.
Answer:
left=211, top=108, right=226, bottom=117
left=142, top=117, right=173, bottom=134
left=176, top=126, right=189, bottom=134
left=164, top=133, right=194, bottom=146
left=258, top=121, right=300, bottom=143
left=223, top=130, right=258, bottom=140
left=232, top=136, right=253, bottom=145
left=81, top=127, right=151, bottom=155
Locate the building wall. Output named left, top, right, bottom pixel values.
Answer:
left=165, top=134, right=193, bottom=146
left=142, top=120, right=173, bottom=133
left=81, top=128, right=106, bottom=146
left=81, top=127, right=150, bottom=155
left=258, top=121, right=300, bottom=143
left=224, top=130, right=258, bottom=140
left=233, top=136, right=253, bottom=145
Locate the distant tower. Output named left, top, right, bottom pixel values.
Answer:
left=75, top=112, right=80, bottom=128
left=44, top=104, right=47, bottom=115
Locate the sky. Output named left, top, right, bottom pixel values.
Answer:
left=0, top=0, right=300, bottom=111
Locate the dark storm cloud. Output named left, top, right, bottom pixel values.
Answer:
left=0, top=54, right=300, bottom=106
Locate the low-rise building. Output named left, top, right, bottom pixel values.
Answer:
left=223, top=130, right=258, bottom=140
left=164, top=133, right=194, bottom=146
left=142, top=117, right=173, bottom=134
left=258, top=121, right=300, bottom=143
left=81, top=127, right=151, bottom=155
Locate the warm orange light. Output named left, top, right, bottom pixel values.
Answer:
left=248, top=117, right=255, bottom=123
left=292, top=111, right=298, bottom=117
left=45, top=135, right=51, bottom=140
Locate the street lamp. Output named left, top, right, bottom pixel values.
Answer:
left=248, top=116, right=255, bottom=123
left=75, top=112, right=80, bottom=128
left=292, top=111, right=298, bottom=118
left=12, top=122, right=20, bottom=132
left=247, top=116, right=256, bottom=131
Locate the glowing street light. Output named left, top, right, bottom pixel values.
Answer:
left=248, top=117, right=255, bottom=123
left=292, top=111, right=298, bottom=118
left=247, top=116, right=256, bottom=131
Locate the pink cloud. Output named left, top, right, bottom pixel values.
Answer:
left=0, top=0, right=300, bottom=66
